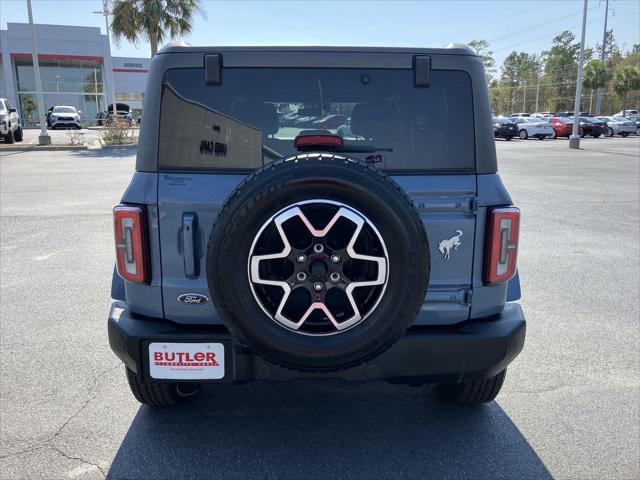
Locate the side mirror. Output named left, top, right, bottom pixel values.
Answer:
left=78, top=110, right=82, bottom=114
left=8, top=108, right=17, bottom=113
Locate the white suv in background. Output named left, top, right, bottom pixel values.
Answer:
left=47, top=105, right=82, bottom=129
left=0, top=98, right=24, bottom=143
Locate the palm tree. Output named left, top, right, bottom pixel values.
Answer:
left=110, top=0, right=203, bottom=57
left=612, top=66, right=640, bottom=115
left=582, top=60, right=610, bottom=114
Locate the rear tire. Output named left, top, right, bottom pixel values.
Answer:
left=14, top=127, right=23, bottom=142
left=505, top=136, right=512, bottom=141
left=437, top=369, right=507, bottom=405
left=593, top=133, right=601, bottom=138
left=550, top=130, right=557, bottom=139
left=518, top=129, right=528, bottom=140
left=607, top=127, right=614, bottom=137
left=125, top=367, right=200, bottom=406
left=537, top=135, right=544, bottom=140
left=621, top=132, right=629, bottom=137
left=3, top=128, right=15, bottom=144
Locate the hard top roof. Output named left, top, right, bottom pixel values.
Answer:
left=157, top=43, right=477, bottom=56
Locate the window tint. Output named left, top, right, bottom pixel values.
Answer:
left=158, top=68, right=475, bottom=172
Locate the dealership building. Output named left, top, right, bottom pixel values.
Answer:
left=0, top=23, right=150, bottom=126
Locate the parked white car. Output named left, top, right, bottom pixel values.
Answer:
left=513, top=117, right=554, bottom=140
left=597, top=116, right=636, bottom=137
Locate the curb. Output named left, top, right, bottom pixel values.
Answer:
left=0, top=145, right=87, bottom=152
left=101, top=144, right=138, bottom=150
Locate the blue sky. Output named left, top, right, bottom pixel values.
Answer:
left=1, top=0, right=639, bottom=70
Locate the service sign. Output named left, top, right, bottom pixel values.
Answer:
left=149, top=342, right=225, bottom=380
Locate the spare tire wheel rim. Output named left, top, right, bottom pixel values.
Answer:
left=248, top=199, right=389, bottom=336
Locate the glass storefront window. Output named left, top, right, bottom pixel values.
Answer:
left=15, top=58, right=37, bottom=92
left=39, top=59, right=61, bottom=92
left=13, top=57, right=106, bottom=126
left=18, top=93, right=38, bottom=126
left=0, top=67, right=5, bottom=97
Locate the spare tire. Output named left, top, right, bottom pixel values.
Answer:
left=206, top=154, right=429, bottom=372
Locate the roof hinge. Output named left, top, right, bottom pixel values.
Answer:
left=205, top=53, right=222, bottom=85
left=413, top=55, right=431, bottom=87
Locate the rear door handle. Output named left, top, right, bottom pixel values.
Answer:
left=182, top=213, right=197, bottom=277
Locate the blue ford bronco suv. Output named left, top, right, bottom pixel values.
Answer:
left=108, top=44, right=525, bottom=406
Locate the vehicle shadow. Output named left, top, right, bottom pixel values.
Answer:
left=107, top=381, right=550, bottom=479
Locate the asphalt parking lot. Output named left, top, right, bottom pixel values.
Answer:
left=1, top=137, right=638, bottom=479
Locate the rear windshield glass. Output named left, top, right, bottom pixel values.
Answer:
left=158, top=68, right=475, bottom=173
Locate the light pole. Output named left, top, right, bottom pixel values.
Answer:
left=569, top=0, right=589, bottom=150
left=26, top=0, right=50, bottom=145
left=94, top=0, right=117, bottom=117
left=595, top=0, right=609, bottom=115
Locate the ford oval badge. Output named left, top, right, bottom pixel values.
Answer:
left=177, top=293, right=210, bottom=305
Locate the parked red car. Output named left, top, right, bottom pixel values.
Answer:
left=549, top=116, right=582, bottom=138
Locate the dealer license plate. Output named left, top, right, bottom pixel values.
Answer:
left=149, top=342, right=225, bottom=380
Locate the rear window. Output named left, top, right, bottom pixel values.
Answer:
left=158, top=68, right=475, bottom=173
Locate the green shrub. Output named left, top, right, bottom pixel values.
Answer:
left=101, top=118, right=136, bottom=145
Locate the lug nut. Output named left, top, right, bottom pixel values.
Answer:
left=296, top=254, right=306, bottom=263
left=313, top=282, right=323, bottom=292
left=313, top=244, right=324, bottom=253
left=330, top=272, right=340, bottom=283
left=330, top=254, right=341, bottom=264
left=296, top=272, right=307, bottom=282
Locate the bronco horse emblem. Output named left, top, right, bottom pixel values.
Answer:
left=438, top=230, right=463, bottom=260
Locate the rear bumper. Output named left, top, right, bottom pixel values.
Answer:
left=108, top=302, right=526, bottom=384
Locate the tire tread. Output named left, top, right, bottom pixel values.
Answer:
left=125, top=367, right=194, bottom=406
left=437, top=369, right=507, bottom=405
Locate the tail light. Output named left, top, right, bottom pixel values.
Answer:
left=484, top=207, right=520, bottom=284
left=113, top=205, right=149, bottom=283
